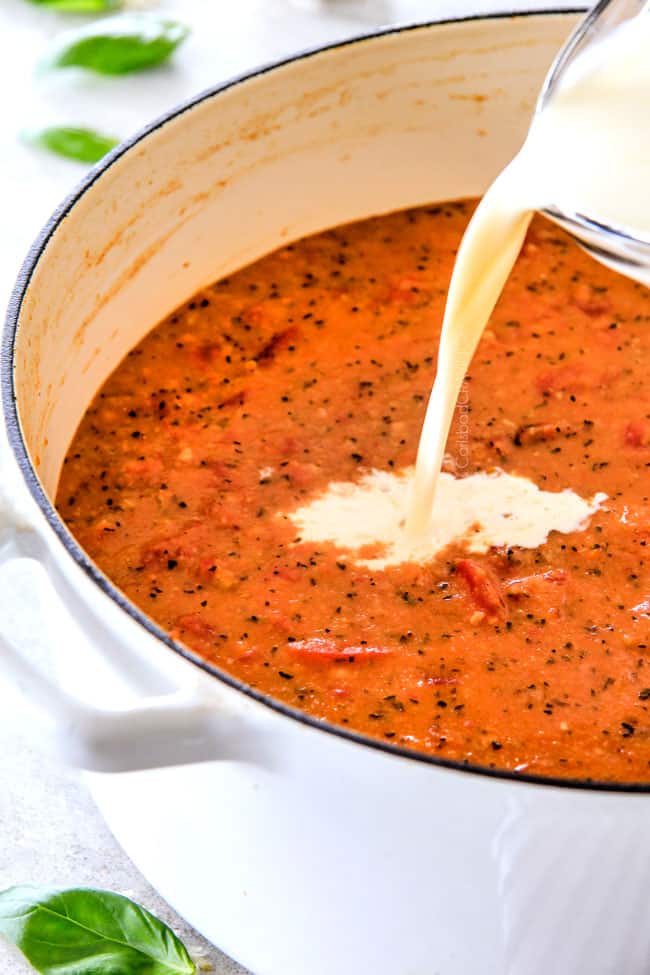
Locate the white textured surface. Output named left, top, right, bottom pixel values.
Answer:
left=0, top=1, right=579, bottom=972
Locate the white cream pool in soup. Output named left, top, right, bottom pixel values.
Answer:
left=287, top=468, right=605, bottom=570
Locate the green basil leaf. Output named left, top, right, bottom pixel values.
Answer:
left=25, top=126, right=119, bottom=163
left=27, top=0, right=122, bottom=11
left=0, top=885, right=196, bottom=974
left=41, top=14, right=190, bottom=75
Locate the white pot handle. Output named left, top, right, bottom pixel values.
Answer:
left=0, top=445, right=266, bottom=772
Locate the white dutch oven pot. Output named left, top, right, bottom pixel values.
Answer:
left=4, top=11, right=650, bottom=975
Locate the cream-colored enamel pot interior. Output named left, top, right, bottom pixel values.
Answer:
left=14, top=14, right=578, bottom=498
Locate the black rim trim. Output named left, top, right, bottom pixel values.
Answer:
left=9, top=8, right=643, bottom=796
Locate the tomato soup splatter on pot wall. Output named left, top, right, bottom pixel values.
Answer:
left=58, top=201, right=650, bottom=783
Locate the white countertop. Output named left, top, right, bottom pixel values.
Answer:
left=0, top=1, right=579, bottom=972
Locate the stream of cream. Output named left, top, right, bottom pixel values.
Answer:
left=405, top=10, right=650, bottom=540
left=285, top=12, right=650, bottom=565
left=404, top=166, right=534, bottom=537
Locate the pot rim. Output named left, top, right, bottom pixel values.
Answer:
left=9, top=6, right=641, bottom=796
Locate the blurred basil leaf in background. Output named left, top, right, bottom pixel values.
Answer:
left=24, top=125, right=119, bottom=163
left=0, top=885, right=196, bottom=974
left=27, top=0, right=122, bottom=11
left=41, top=13, right=190, bottom=74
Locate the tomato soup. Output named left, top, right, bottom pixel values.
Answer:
left=57, top=200, right=650, bottom=782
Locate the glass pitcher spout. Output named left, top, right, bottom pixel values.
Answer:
left=532, top=0, right=650, bottom=287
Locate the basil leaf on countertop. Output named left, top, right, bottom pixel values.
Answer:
left=0, top=885, right=196, bottom=974
left=25, top=126, right=119, bottom=163
left=41, top=14, right=190, bottom=74
left=27, top=0, right=122, bottom=11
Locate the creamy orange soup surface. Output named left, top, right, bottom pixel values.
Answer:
left=57, top=200, right=650, bottom=783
